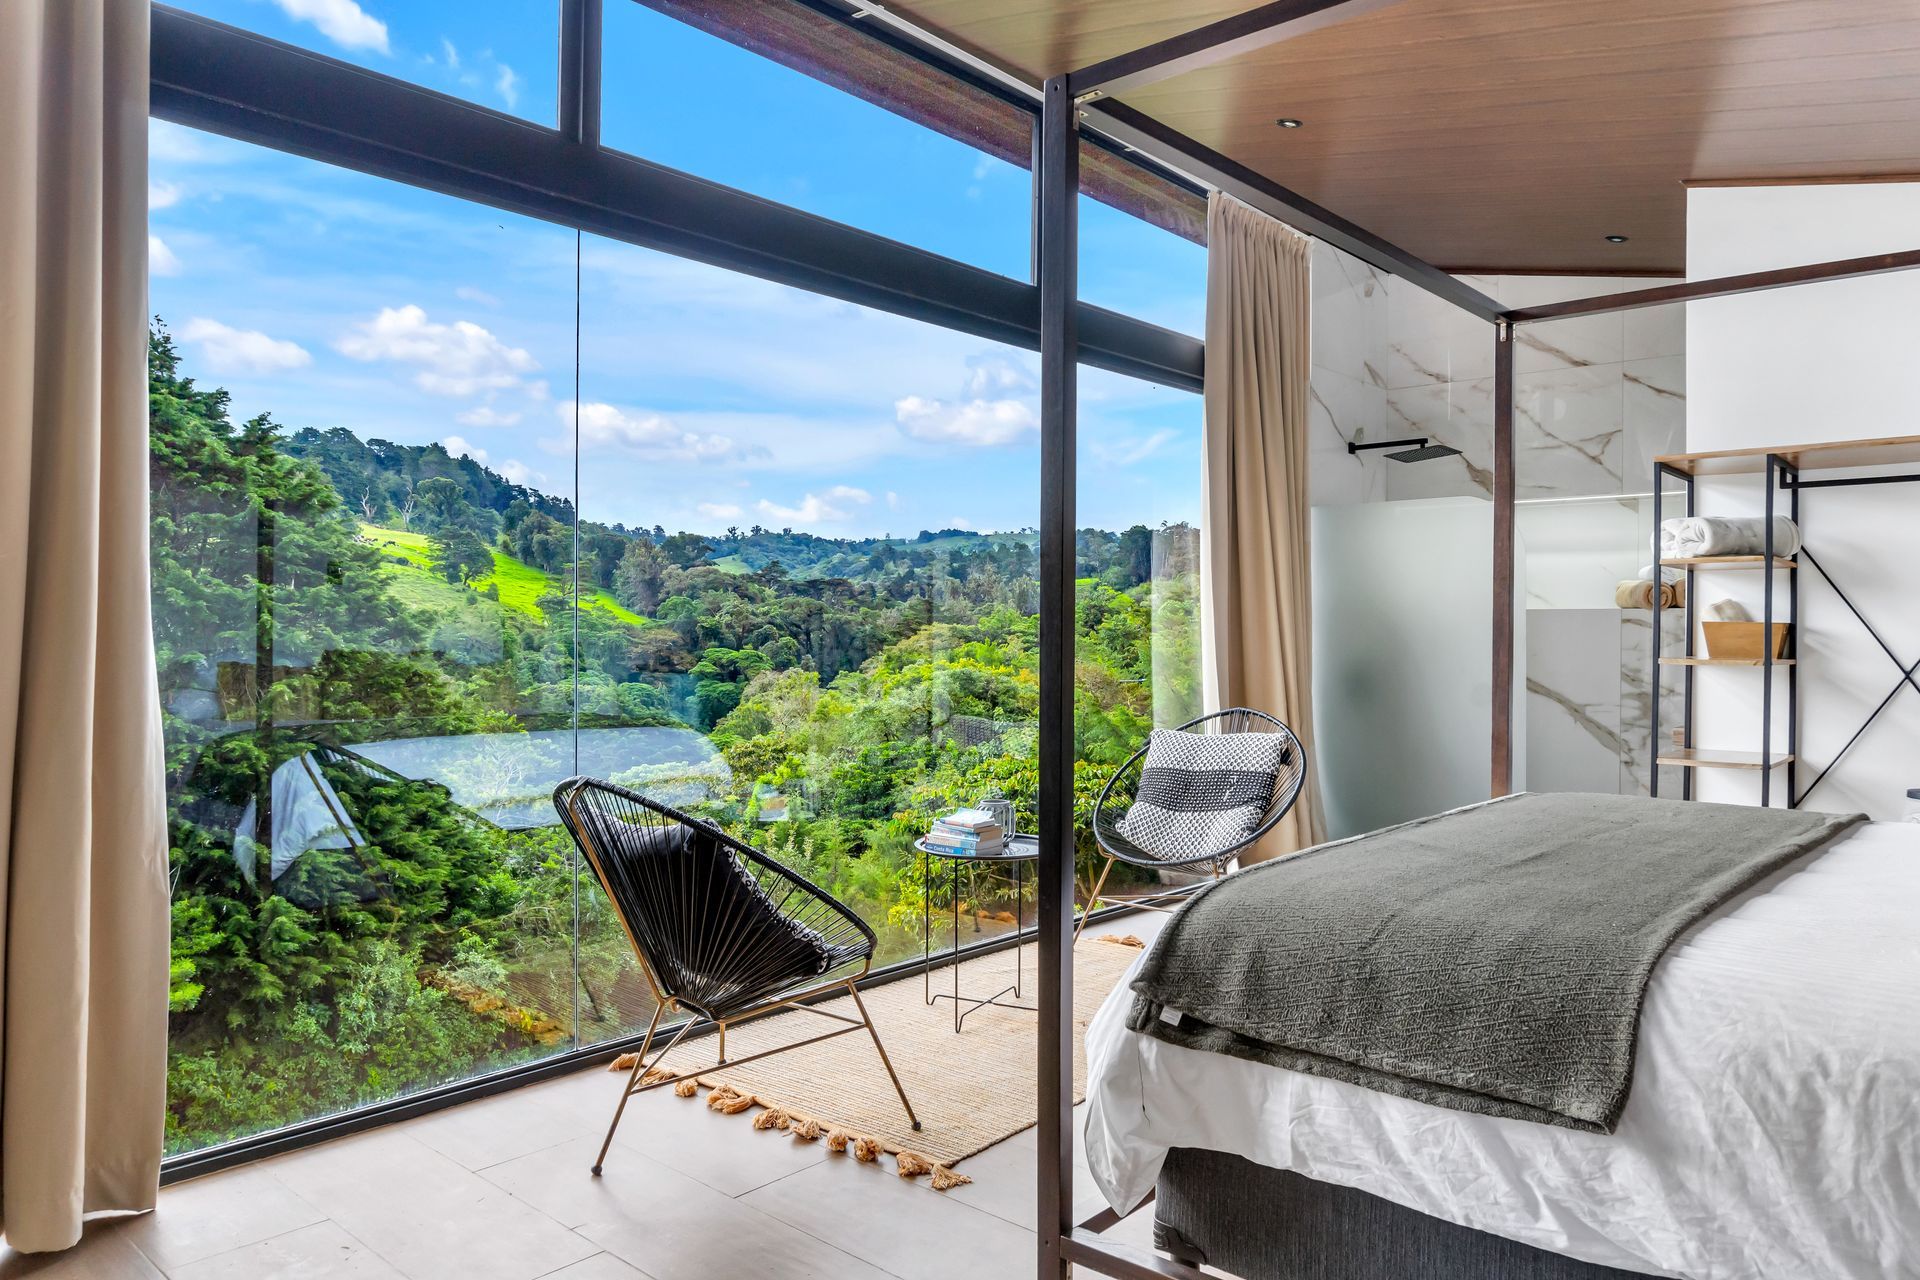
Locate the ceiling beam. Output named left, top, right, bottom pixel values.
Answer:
left=1067, top=0, right=1400, bottom=98
left=1085, top=99, right=1503, bottom=321
left=1503, top=249, right=1920, bottom=323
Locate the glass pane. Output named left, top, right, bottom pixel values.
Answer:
left=600, top=0, right=1031, bottom=279
left=150, top=124, right=582, bottom=1153
left=1074, top=370, right=1205, bottom=911
left=1306, top=241, right=1498, bottom=835
left=1079, top=188, right=1207, bottom=337
left=573, top=233, right=1042, bottom=1044
left=1508, top=289, right=1688, bottom=800
left=166, top=0, right=560, bottom=124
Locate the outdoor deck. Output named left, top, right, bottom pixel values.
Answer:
left=4, top=915, right=1166, bottom=1280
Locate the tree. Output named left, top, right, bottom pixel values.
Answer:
left=613, top=538, right=668, bottom=614
left=432, top=526, right=495, bottom=585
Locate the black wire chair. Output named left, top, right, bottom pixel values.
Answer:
left=1077, top=708, right=1307, bottom=942
left=553, top=776, right=919, bottom=1176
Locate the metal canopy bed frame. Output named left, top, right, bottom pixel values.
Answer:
left=1026, top=4, right=1920, bottom=1278
left=143, top=0, right=1920, bottom=1267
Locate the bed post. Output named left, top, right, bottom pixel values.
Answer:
left=1492, top=319, right=1515, bottom=797
left=1036, top=71, right=1079, bottom=1280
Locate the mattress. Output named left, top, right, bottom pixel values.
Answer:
left=1084, top=818, right=1920, bottom=1280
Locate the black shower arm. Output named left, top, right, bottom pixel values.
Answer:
left=1347, top=438, right=1429, bottom=454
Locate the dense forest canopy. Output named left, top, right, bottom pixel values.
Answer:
left=151, top=320, right=1200, bottom=1153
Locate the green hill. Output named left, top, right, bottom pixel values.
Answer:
left=359, top=524, right=645, bottom=626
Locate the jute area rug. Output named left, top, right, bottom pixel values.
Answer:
left=612, top=935, right=1145, bottom=1190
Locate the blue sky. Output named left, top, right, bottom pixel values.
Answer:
left=152, top=0, right=1206, bottom=538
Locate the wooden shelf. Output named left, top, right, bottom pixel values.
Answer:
left=1656, top=433, right=1920, bottom=477
left=1659, top=556, right=1796, bottom=570
left=1659, top=656, right=1795, bottom=667
left=1656, top=749, right=1794, bottom=771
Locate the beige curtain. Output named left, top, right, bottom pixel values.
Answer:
left=1200, top=192, right=1326, bottom=861
left=0, top=0, right=169, bottom=1254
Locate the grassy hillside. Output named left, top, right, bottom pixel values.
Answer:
left=360, top=524, right=645, bottom=626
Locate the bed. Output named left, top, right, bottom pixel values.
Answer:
left=1083, top=799, right=1920, bottom=1280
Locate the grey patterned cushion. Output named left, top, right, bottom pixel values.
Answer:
left=1119, top=728, right=1290, bottom=858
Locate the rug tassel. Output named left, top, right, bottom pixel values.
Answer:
left=852, top=1135, right=882, bottom=1164
left=707, top=1085, right=754, bottom=1115
left=1095, top=933, right=1145, bottom=949
left=639, top=1066, right=677, bottom=1087
left=672, top=1077, right=699, bottom=1098
left=752, top=1106, right=791, bottom=1132
left=788, top=1115, right=825, bottom=1142
left=930, top=1165, right=972, bottom=1191
left=895, top=1151, right=934, bottom=1179
left=608, top=1052, right=641, bottom=1072
left=825, top=1128, right=853, bottom=1154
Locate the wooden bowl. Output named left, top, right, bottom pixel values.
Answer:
left=1702, top=621, right=1790, bottom=661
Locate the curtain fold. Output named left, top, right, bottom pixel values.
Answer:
left=1200, top=192, right=1327, bottom=861
left=0, top=0, right=168, bottom=1254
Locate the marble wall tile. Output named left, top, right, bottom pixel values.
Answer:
left=1309, top=368, right=1389, bottom=505
left=1515, top=364, right=1626, bottom=500
left=1385, top=274, right=1499, bottom=389
left=1625, top=301, right=1688, bottom=362
left=1622, top=354, right=1687, bottom=493
left=1502, top=277, right=1628, bottom=376
left=1311, top=242, right=1387, bottom=386
left=1383, top=380, right=1493, bottom=500
left=1526, top=608, right=1627, bottom=794
left=1619, top=609, right=1688, bottom=796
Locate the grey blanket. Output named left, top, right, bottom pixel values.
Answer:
left=1126, top=792, right=1864, bottom=1132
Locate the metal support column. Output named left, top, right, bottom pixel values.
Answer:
left=1491, top=321, right=1515, bottom=796
left=1035, top=73, right=1079, bottom=1280
left=1762, top=455, right=1780, bottom=807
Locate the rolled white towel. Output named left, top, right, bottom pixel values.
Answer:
left=1636, top=564, right=1682, bottom=585
left=1706, top=598, right=1751, bottom=623
left=1659, top=515, right=1800, bottom=559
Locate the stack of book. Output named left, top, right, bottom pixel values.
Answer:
left=923, top=808, right=1006, bottom=856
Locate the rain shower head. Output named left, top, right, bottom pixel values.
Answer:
left=1347, top=437, right=1463, bottom=465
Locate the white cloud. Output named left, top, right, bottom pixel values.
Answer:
left=336, top=305, right=538, bottom=397
left=148, top=235, right=182, bottom=277
left=886, top=491, right=902, bottom=511
left=496, top=459, right=544, bottom=487
left=440, top=435, right=487, bottom=463
left=756, top=485, right=870, bottom=525
left=572, top=401, right=738, bottom=462
left=439, top=37, right=460, bottom=69
left=179, top=318, right=312, bottom=374
left=894, top=355, right=1040, bottom=447
left=272, top=0, right=389, bottom=53
left=454, top=285, right=500, bottom=307
left=150, top=180, right=181, bottom=210
left=456, top=405, right=522, bottom=428
left=1090, top=428, right=1177, bottom=467
left=895, top=394, right=1037, bottom=447
left=697, top=502, right=744, bottom=521
left=494, top=64, right=520, bottom=109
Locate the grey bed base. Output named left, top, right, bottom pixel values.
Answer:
left=1151, top=1147, right=1666, bottom=1280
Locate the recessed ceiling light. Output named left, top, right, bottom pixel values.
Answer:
left=1605, top=234, right=1630, bottom=243
left=1275, top=118, right=1303, bottom=129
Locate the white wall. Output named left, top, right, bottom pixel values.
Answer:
left=1686, top=184, right=1920, bottom=817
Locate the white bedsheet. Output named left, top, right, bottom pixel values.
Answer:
left=1084, top=819, right=1920, bottom=1279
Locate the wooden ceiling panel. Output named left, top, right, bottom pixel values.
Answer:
left=887, top=0, right=1920, bottom=272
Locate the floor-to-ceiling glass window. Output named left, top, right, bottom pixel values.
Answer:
left=149, top=0, right=1203, bottom=1159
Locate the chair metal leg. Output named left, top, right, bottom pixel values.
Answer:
left=847, top=981, right=921, bottom=1131
left=592, top=1005, right=694, bottom=1176
left=1073, top=856, right=1116, bottom=944
left=717, top=1021, right=727, bottom=1065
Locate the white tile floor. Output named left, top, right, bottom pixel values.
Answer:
left=1, top=915, right=1166, bottom=1280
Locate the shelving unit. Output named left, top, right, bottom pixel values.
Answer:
left=1651, top=434, right=1920, bottom=807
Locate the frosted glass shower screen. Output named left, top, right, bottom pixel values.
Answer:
left=1310, top=497, right=1508, bottom=839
